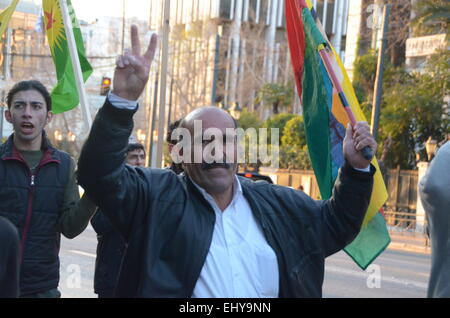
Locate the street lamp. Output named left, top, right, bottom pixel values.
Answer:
left=54, top=130, right=63, bottom=142
left=136, top=129, right=146, bottom=144
left=425, top=136, right=437, bottom=162
left=68, top=131, right=76, bottom=142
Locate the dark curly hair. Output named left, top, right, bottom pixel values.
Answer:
left=6, top=80, right=52, bottom=112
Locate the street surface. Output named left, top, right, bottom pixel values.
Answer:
left=58, top=226, right=431, bottom=298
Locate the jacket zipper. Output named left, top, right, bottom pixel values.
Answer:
left=20, top=171, right=35, bottom=261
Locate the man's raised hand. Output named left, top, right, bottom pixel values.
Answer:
left=343, top=121, right=377, bottom=170
left=112, top=25, right=158, bottom=101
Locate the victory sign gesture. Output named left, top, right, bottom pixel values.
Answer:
left=112, top=25, right=158, bottom=101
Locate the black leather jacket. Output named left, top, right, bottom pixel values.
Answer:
left=78, top=100, right=375, bottom=297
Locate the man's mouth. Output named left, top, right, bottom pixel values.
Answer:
left=201, top=162, right=231, bottom=170
left=20, top=122, right=35, bottom=134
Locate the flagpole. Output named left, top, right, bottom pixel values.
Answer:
left=58, top=0, right=92, bottom=130
left=317, top=45, right=374, bottom=161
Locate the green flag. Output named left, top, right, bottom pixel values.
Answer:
left=0, top=0, right=20, bottom=37
left=43, top=0, right=92, bottom=114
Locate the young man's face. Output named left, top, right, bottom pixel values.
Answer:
left=5, top=89, right=52, bottom=150
left=126, top=149, right=146, bottom=167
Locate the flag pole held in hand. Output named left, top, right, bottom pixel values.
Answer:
left=317, top=45, right=374, bottom=161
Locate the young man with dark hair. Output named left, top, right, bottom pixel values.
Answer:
left=125, top=143, right=146, bottom=167
left=0, top=80, right=96, bottom=297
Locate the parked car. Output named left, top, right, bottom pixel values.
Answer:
left=237, top=172, right=273, bottom=184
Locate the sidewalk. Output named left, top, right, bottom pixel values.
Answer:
left=387, top=231, right=431, bottom=255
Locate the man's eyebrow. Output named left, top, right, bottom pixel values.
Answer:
left=13, top=100, right=44, bottom=105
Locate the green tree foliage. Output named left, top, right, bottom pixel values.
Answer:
left=237, top=109, right=262, bottom=130
left=255, top=83, right=294, bottom=115
left=279, top=116, right=312, bottom=170
left=263, top=113, right=296, bottom=145
left=379, top=49, right=450, bottom=169
left=281, top=116, right=307, bottom=148
left=411, top=0, right=450, bottom=36
left=351, top=45, right=448, bottom=169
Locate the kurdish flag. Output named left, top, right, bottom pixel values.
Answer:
left=285, top=0, right=391, bottom=270
left=43, top=0, right=92, bottom=114
left=0, top=0, right=19, bottom=38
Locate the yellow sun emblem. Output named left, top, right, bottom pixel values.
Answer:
left=43, top=0, right=65, bottom=53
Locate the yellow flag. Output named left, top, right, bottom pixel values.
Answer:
left=0, top=0, right=19, bottom=37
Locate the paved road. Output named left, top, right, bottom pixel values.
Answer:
left=58, top=227, right=431, bottom=298
left=323, top=249, right=430, bottom=298
left=59, top=224, right=97, bottom=298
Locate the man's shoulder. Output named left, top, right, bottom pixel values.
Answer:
left=239, top=176, right=301, bottom=199
left=135, top=167, right=183, bottom=185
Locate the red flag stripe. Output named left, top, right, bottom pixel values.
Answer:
left=285, top=0, right=306, bottom=98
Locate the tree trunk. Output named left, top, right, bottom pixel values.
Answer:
left=273, top=101, right=279, bottom=114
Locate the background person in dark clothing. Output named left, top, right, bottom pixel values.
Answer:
left=0, top=216, right=20, bottom=298
left=91, top=143, right=146, bottom=298
left=0, top=80, right=97, bottom=297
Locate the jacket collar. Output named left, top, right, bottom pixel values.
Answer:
left=1, top=131, right=58, bottom=162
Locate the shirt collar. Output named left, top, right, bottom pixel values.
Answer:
left=191, top=175, right=242, bottom=210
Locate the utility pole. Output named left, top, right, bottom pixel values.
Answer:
left=211, top=27, right=221, bottom=105
left=148, top=72, right=159, bottom=167
left=3, top=28, right=12, bottom=80
left=155, top=0, right=170, bottom=168
left=0, top=93, right=4, bottom=141
left=229, top=0, right=243, bottom=105
left=121, top=0, right=126, bottom=53
left=371, top=4, right=391, bottom=141
left=371, top=0, right=383, bottom=49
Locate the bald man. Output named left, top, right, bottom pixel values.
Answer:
left=78, top=26, right=377, bottom=298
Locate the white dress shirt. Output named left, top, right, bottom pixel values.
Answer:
left=191, top=176, right=279, bottom=298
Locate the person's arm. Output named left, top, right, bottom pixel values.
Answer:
left=78, top=25, right=158, bottom=240
left=419, top=142, right=450, bottom=217
left=59, top=158, right=97, bottom=239
left=0, top=217, right=20, bottom=298
left=319, top=161, right=375, bottom=257
left=90, top=209, right=114, bottom=236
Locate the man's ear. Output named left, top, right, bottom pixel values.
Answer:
left=46, top=111, right=53, bottom=124
left=5, top=109, right=12, bottom=124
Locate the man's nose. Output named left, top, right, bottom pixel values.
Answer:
left=22, top=105, right=32, bottom=117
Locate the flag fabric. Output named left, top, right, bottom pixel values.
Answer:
left=285, top=0, right=391, bottom=270
left=0, top=0, right=20, bottom=37
left=43, top=0, right=92, bottom=114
